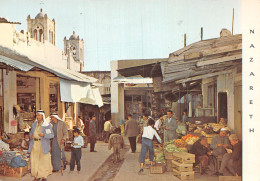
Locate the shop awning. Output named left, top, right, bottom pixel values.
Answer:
left=113, top=76, right=153, bottom=84
left=0, top=45, right=97, bottom=83
left=60, top=79, right=103, bottom=107
left=0, top=54, right=33, bottom=71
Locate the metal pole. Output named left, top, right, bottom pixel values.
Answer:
left=179, top=84, right=181, bottom=120
left=232, top=8, right=234, bottom=35
left=187, top=84, right=189, bottom=113
left=201, top=27, right=203, bottom=40
left=184, top=34, right=186, bottom=47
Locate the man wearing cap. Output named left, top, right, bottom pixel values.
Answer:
left=163, top=110, right=178, bottom=142
left=28, top=110, right=54, bottom=181
left=50, top=113, right=68, bottom=172
left=210, top=128, right=232, bottom=175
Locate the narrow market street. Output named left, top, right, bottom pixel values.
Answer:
left=0, top=139, right=221, bottom=181
left=0, top=142, right=113, bottom=181
left=0, top=1, right=248, bottom=180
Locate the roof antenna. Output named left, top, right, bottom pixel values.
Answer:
left=184, top=33, right=186, bottom=47
left=232, top=8, right=234, bottom=35
left=201, top=27, right=203, bottom=40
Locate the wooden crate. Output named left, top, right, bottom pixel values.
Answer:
left=3, top=164, right=29, bottom=178
left=172, top=152, right=195, bottom=164
left=172, top=160, right=193, bottom=172
left=166, top=159, right=173, bottom=172
left=219, top=176, right=242, bottom=181
left=173, top=168, right=194, bottom=180
left=164, top=151, right=174, bottom=159
left=150, top=163, right=166, bottom=174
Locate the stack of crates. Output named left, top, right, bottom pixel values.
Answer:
left=164, top=151, right=174, bottom=172
left=172, top=152, right=195, bottom=180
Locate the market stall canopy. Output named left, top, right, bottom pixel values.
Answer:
left=113, top=76, right=153, bottom=84
left=161, top=32, right=242, bottom=83
left=60, top=79, right=103, bottom=107
left=116, top=58, right=167, bottom=78
left=0, top=45, right=97, bottom=83
left=0, top=54, right=33, bottom=71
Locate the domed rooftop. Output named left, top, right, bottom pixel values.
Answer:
left=35, top=9, right=45, bottom=19
left=69, top=31, right=79, bottom=40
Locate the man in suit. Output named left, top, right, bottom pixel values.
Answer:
left=125, top=114, right=139, bottom=153
left=163, top=110, right=178, bottom=142
left=89, top=115, right=97, bottom=152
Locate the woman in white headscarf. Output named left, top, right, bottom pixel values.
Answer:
left=28, top=110, right=54, bottom=181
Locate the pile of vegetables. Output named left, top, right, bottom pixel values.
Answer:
left=174, top=139, right=186, bottom=148
left=165, top=143, right=187, bottom=152
left=154, top=147, right=163, bottom=153
left=182, top=134, right=199, bottom=145
left=154, top=152, right=165, bottom=163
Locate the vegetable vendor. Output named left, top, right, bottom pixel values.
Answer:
left=163, top=110, right=178, bottom=142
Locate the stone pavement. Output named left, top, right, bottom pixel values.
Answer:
left=0, top=141, right=112, bottom=181
left=114, top=143, right=219, bottom=181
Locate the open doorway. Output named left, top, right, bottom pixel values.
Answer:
left=218, top=92, right=227, bottom=121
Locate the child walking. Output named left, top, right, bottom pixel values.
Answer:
left=70, top=129, right=84, bottom=173
left=139, top=118, right=162, bottom=173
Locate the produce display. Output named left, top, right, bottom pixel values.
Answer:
left=164, top=142, right=187, bottom=152
left=174, top=139, right=186, bottom=148
left=154, top=152, right=165, bottom=163
left=202, top=126, right=214, bottom=134
left=181, top=134, right=199, bottom=145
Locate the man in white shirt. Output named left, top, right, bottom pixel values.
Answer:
left=70, top=129, right=84, bottom=173
left=139, top=118, right=161, bottom=173
left=154, top=115, right=163, bottom=132
left=103, top=119, right=113, bottom=143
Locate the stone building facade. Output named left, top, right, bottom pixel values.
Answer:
left=27, top=9, right=56, bottom=45
left=64, top=31, right=85, bottom=71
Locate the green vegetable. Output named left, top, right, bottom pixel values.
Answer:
left=155, top=152, right=165, bottom=163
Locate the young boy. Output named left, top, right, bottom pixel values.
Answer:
left=139, top=118, right=162, bottom=173
left=108, top=128, right=124, bottom=163
left=70, top=129, right=84, bottom=173
left=21, top=132, right=30, bottom=150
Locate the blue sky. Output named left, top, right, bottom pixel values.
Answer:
left=0, top=0, right=241, bottom=71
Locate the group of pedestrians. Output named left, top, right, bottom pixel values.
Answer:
left=27, top=110, right=98, bottom=181
left=122, top=111, right=179, bottom=173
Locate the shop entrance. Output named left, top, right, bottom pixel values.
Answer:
left=49, top=82, right=58, bottom=114
left=218, top=92, right=228, bottom=120
left=16, top=75, right=38, bottom=127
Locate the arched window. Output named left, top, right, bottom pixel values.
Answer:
left=39, top=29, right=43, bottom=42
left=52, top=32, right=54, bottom=44
left=49, top=30, right=51, bottom=43
left=33, top=29, right=37, bottom=40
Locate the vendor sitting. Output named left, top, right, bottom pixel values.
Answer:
left=190, top=136, right=212, bottom=174
left=210, top=128, right=232, bottom=175
left=21, top=132, right=30, bottom=150
left=218, top=134, right=242, bottom=176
